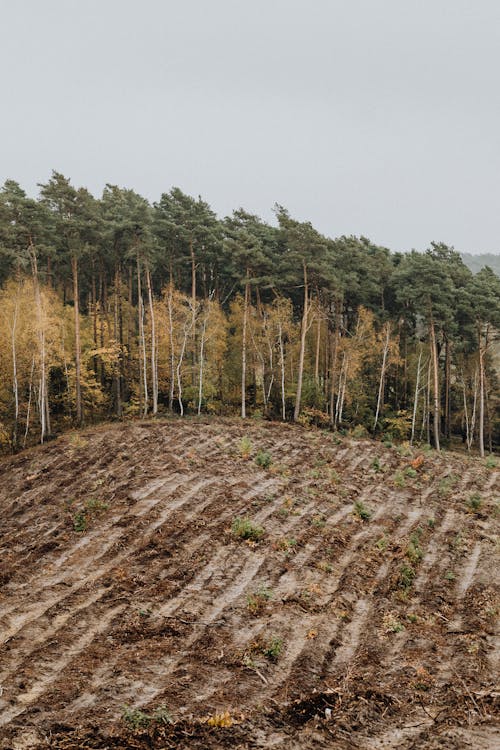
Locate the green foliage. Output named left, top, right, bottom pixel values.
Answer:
left=353, top=500, right=371, bottom=521
left=122, top=705, right=173, bottom=730
left=255, top=449, right=272, bottom=469
left=73, top=511, right=87, bottom=533
left=467, top=493, right=482, bottom=512
left=262, top=636, right=283, bottom=661
left=399, top=564, right=416, bottom=590
left=231, top=517, right=264, bottom=541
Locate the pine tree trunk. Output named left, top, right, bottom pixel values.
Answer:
left=478, top=325, right=485, bottom=457
left=241, top=270, right=250, bottom=418
left=429, top=317, right=440, bottom=451
left=410, top=349, right=423, bottom=445
left=137, top=256, right=148, bottom=417
left=72, top=254, right=83, bottom=426
left=278, top=320, right=286, bottom=421
left=167, top=283, right=175, bottom=412
left=294, top=261, right=309, bottom=421
left=146, top=265, right=158, bottom=414
left=373, top=323, right=390, bottom=433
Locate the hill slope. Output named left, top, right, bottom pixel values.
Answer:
left=0, top=419, right=498, bottom=749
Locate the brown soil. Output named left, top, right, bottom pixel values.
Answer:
left=0, top=418, right=498, bottom=749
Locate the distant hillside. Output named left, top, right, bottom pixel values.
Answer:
left=461, top=252, right=500, bottom=276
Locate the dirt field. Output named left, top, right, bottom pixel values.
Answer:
left=0, top=418, right=498, bottom=749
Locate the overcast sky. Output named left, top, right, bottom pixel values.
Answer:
left=1, top=0, right=500, bottom=254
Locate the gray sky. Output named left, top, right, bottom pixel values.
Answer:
left=1, top=0, right=500, bottom=254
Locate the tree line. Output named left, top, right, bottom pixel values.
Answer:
left=0, top=172, right=499, bottom=455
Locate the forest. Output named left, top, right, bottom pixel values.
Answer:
left=0, top=171, right=499, bottom=456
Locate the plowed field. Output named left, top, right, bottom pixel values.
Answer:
left=0, top=419, right=498, bottom=749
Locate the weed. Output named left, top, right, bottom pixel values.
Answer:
left=407, top=528, right=424, bottom=564
left=122, top=706, right=151, bottom=729
left=375, top=535, right=388, bottom=551
left=329, top=469, right=340, bottom=484
left=153, top=706, right=173, bottom=725
left=317, top=560, right=333, bottom=573
left=393, top=470, right=406, bottom=488
left=232, top=517, right=264, bottom=541
left=438, top=475, right=457, bottom=497
left=445, top=570, right=455, bottom=581
left=427, top=518, right=435, bottom=529
left=407, top=613, right=418, bottom=623
left=467, top=493, right=482, bottom=512
left=255, top=449, right=272, bottom=469
left=485, top=456, right=497, bottom=469
left=247, top=587, right=273, bottom=613
left=73, top=511, right=87, bottom=533
left=122, top=704, right=172, bottom=729
left=353, top=500, right=371, bottom=521
left=85, top=498, right=109, bottom=512
left=399, top=564, right=416, bottom=590
left=371, top=457, right=382, bottom=472
left=311, top=515, right=326, bottom=527
left=263, top=636, right=283, bottom=661
left=405, top=467, right=418, bottom=479
left=239, top=436, right=252, bottom=459
left=383, top=613, right=405, bottom=633
left=276, top=536, right=297, bottom=551
left=383, top=439, right=393, bottom=448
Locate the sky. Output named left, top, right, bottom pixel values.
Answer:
left=1, top=0, right=500, bottom=255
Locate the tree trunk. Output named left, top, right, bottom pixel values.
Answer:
left=294, top=261, right=309, bottom=421
left=373, top=322, right=390, bottom=433
left=146, top=265, right=158, bottom=414
left=410, top=349, right=423, bottom=446
left=167, top=283, right=175, bottom=411
left=278, top=320, right=286, bottom=421
left=478, top=325, right=485, bottom=458
left=137, top=256, right=148, bottom=417
left=429, top=316, right=440, bottom=451
left=241, top=269, right=250, bottom=418
left=71, top=254, right=83, bottom=426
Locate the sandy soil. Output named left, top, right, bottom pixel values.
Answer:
left=0, top=418, right=498, bottom=748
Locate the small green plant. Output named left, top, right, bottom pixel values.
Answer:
left=73, top=511, right=87, bottom=533
left=247, top=586, right=273, bottom=613
left=255, top=449, right=272, bottom=469
left=485, top=455, right=497, bottom=469
left=393, top=470, right=406, bottom=488
left=399, top=564, right=416, bottom=590
left=122, top=706, right=151, bottom=729
left=375, top=535, right=389, bottom=551
left=371, top=456, right=382, bottom=472
left=311, top=514, right=326, bottom=527
left=85, top=498, right=109, bottom=512
left=438, top=475, right=457, bottom=497
left=263, top=636, right=283, bottom=661
left=467, top=493, right=482, bottom=512
left=353, top=500, right=371, bottom=521
left=383, top=439, right=393, bottom=448
left=405, top=467, right=417, bottom=479
left=406, top=528, right=424, bottom=564
left=427, top=518, right=435, bottom=529
left=329, top=469, right=340, bottom=484
left=383, top=613, right=405, bottom=633
left=232, top=516, right=264, bottom=541
left=407, top=613, right=418, bottom=623
left=239, top=436, right=252, bottom=459
left=445, top=570, right=455, bottom=581
left=122, top=704, right=172, bottom=730
left=153, top=706, right=173, bottom=725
